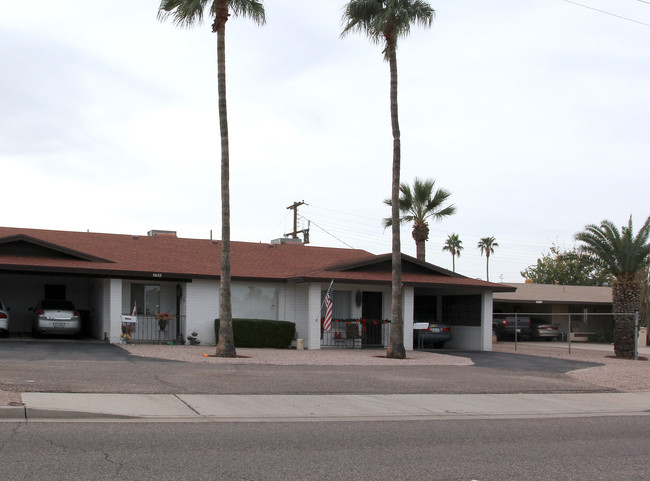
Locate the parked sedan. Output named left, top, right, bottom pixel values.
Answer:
left=31, top=300, right=82, bottom=337
left=413, top=321, right=452, bottom=349
left=0, top=300, right=9, bottom=337
left=530, top=317, right=563, bottom=341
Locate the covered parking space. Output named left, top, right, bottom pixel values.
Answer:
left=412, top=285, right=495, bottom=351
left=0, top=270, right=189, bottom=344
left=0, top=271, right=105, bottom=339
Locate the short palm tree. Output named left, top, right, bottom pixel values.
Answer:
left=158, top=0, right=266, bottom=358
left=442, top=233, right=463, bottom=272
left=384, top=178, right=455, bottom=262
left=477, top=236, right=498, bottom=282
left=575, top=216, right=650, bottom=358
left=342, top=0, right=435, bottom=360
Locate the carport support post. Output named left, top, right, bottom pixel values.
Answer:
left=403, top=286, right=414, bottom=350
left=108, top=279, right=123, bottom=344
left=481, top=291, right=493, bottom=351
left=306, top=283, right=322, bottom=350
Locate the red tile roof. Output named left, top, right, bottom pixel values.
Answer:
left=0, top=226, right=514, bottom=292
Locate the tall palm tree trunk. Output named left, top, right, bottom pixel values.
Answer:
left=214, top=6, right=236, bottom=358
left=485, top=253, right=490, bottom=282
left=612, top=280, right=640, bottom=358
left=387, top=39, right=405, bottom=359
left=452, top=253, right=455, bottom=272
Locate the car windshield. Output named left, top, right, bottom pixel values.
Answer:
left=41, top=300, right=75, bottom=310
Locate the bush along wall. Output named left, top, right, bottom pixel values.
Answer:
left=214, top=319, right=296, bottom=349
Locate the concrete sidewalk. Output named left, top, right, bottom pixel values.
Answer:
left=1, top=391, right=649, bottom=422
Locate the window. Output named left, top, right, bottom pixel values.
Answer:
left=321, top=290, right=351, bottom=320
left=232, top=285, right=279, bottom=320
left=130, top=284, right=161, bottom=315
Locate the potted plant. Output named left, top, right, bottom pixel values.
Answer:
left=156, top=312, right=172, bottom=331
left=187, top=331, right=201, bottom=345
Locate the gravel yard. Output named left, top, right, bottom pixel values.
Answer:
left=2, top=342, right=647, bottom=406
left=492, top=342, right=650, bottom=393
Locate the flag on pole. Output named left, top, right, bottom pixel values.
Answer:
left=324, top=281, right=334, bottom=331
left=131, top=301, right=137, bottom=316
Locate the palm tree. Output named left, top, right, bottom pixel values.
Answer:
left=158, top=0, right=266, bottom=358
left=383, top=178, right=455, bottom=262
left=575, top=216, right=650, bottom=358
left=342, top=0, right=434, bottom=359
left=442, top=233, right=463, bottom=272
left=477, top=236, right=498, bottom=282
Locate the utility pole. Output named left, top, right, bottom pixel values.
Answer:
left=285, top=200, right=310, bottom=243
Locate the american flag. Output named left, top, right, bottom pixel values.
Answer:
left=323, top=282, right=334, bottom=331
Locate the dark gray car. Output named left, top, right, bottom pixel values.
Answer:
left=413, top=321, right=452, bottom=349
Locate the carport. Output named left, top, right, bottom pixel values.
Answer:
left=413, top=286, right=494, bottom=350
left=0, top=271, right=102, bottom=338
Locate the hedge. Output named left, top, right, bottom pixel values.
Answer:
left=214, top=319, right=296, bottom=349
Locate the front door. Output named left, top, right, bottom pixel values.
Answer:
left=362, top=291, right=383, bottom=347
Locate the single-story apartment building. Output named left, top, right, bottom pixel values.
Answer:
left=0, top=226, right=515, bottom=350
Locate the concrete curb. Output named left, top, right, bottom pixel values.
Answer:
left=0, top=405, right=25, bottom=420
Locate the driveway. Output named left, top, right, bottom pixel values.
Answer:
left=0, top=341, right=610, bottom=397
left=445, top=350, right=602, bottom=373
left=0, top=340, right=171, bottom=362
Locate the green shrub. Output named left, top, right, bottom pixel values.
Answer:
left=214, top=319, right=295, bottom=349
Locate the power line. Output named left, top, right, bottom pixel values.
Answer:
left=302, top=217, right=356, bottom=249
left=564, top=0, right=650, bottom=27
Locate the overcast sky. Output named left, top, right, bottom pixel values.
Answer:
left=2, top=0, right=649, bottom=282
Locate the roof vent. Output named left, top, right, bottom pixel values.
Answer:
left=148, top=230, right=177, bottom=237
left=270, top=237, right=303, bottom=245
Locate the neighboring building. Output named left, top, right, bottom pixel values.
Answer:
left=493, top=282, right=613, bottom=335
left=0, top=226, right=515, bottom=350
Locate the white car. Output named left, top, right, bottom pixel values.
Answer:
left=31, top=300, right=81, bottom=337
left=0, top=300, right=9, bottom=337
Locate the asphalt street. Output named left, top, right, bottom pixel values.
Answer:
left=1, top=417, right=649, bottom=480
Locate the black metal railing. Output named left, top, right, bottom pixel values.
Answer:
left=320, top=319, right=390, bottom=348
left=121, top=314, right=186, bottom=344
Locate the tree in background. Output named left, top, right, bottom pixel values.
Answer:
left=442, top=233, right=463, bottom=272
left=477, top=236, right=499, bottom=282
left=384, top=178, right=456, bottom=262
left=520, top=245, right=611, bottom=286
left=575, top=216, right=650, bottom=359
left=158, top=0, right=266, bottom=357
left=342, top=0, right=435, bottom=359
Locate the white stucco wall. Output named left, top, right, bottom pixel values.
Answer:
left=184, top=279, right=220, bottom=344
left=444, top=326, right=482, bottom=350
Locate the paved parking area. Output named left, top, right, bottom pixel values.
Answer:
left=446, top=350, right=602, bottom=373
left=0, top=339, right=172, bottom=362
